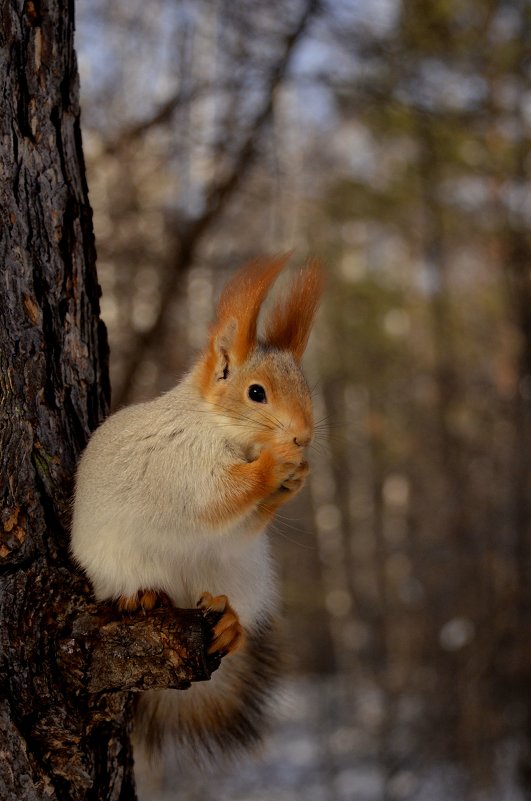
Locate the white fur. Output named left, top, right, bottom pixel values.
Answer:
left=70, top=374, right=278, bottom=629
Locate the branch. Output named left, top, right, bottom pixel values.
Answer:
left=100, top=85, right=205, bottom=156
left=26, top=584, right=223, bottom=796
left=114, top=0, right=321, bottom=407
left=57, top=601, right=221, bottom=695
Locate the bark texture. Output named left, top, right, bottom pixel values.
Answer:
left=0, top=3, right=217, bottom=799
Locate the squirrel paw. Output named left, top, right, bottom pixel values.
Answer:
left=197, top=592, right=245, bottom=656
left=117, top=589, right=172, bottom=613
left=279, top=459, right=309, bottom=493
left=264, top=441, right=309, bottom=494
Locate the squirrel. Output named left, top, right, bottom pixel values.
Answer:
left=70, top=255, right=323, bottom=760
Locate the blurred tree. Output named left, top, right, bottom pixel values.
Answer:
left=487, top=2, right=531, bottom=785
left=79, top=0, right=321, bottom=406
left=76, top=0, right=531, bottom=798
left=311, top=0, right=531, bottom=791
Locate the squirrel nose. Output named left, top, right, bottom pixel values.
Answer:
left=294, top=435, right=310, bottom=448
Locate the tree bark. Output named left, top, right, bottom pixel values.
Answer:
left=0, top=3, right=217, bottom=799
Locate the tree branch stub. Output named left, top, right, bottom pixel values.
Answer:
left=57, top=601, right=221, bottom=696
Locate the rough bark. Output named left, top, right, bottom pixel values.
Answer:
left=0, top=3, right=217, bottom=799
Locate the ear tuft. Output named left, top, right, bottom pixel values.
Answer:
left=212, top=255, right=291, bottom=365
left=264, top=259, right=324, bottom=361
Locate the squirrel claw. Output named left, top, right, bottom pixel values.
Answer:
left=197, top=592, right=245, bottom=656
left=117, top=589, right=171, bottom=613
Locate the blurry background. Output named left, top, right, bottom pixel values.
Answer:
left=76, top=1, right=531, bottom=799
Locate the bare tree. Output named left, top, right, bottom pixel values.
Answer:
left=104, top=0, right=321, bottom=407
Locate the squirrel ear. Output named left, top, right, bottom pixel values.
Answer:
left=211, top=319, right=237, bottom=380
left=210, top=255, right=290, bottom=367
left=264, top=260, right=324, bottom=361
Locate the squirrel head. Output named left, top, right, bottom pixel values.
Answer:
left=193, top=256, right=323, bottom=457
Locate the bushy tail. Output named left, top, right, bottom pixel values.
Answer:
left=135, top=618, right=282, bottom=765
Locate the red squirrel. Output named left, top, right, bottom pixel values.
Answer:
left=71, top=256, right=323, bottom=757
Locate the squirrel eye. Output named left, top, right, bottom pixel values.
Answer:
left=248, top=384, right=267, bottom=403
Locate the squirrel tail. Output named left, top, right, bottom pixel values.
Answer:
left=135, top=617, right=282, bottom=764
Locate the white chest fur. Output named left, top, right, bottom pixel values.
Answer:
left=70, top=384, right=278, bottom=629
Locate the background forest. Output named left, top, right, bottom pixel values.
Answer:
left=76, top=1, right=531, bottom=799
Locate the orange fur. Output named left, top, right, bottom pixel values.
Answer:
left=200, top=442, right=308, bottom=529
left=199, top=449, right=279, bottom=527
left=255, top=459, right=310, bottom=523
left=265, top=259, right=324, bottom=361
left=214, top=255, right=290, bottom=360
left=198, top=593, right=245, bottom=656
left=196, top=255, right=290, bottom=397
left=192, top=256, right=320, bottom=528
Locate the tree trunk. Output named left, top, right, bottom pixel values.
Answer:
left=0, top=3, right=217, bottom=799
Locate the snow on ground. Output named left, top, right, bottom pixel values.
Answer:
left=135, top=676, right=524, bottom=801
